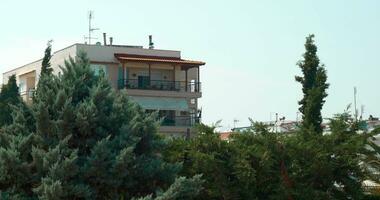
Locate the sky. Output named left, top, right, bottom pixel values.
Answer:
left=0, top=0, right=379, bottom=130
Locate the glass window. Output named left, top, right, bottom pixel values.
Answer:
left=90, top=64, right=107, bottom=76
left=19, top=80, right=26, bottom=93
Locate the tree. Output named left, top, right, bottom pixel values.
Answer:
left=285, top=113, right=370, bottom=199
left=40, top=40, right=53, bottom=76
left=0, top=75, right=23, bottom=127
left=164, top=123, right=287, bottom=200
left=295, top=34, right=329, bottom=134
left=134, top=175, right=204, bottom=200
left=288, top=35, right=371, bottom=199
left=0, top=51, right=202, bottom=199
left=164, top=34, right=378, bottom=199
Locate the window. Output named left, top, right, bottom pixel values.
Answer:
left=19, top=80, right=26, bottom=93
left=90, top=64, right=107, bottom=76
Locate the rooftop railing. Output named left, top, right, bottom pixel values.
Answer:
left=118, top=79, right=201, bottom=93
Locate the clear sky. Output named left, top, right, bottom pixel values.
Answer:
left=0, top=0, right=379, bottom=130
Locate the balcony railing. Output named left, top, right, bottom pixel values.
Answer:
left=118, top=79, right=201, bottom=93
left=161, top=116, right=200, bottom=127
left=19, top=88, right=35, bottom=99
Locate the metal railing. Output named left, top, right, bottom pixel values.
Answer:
left=118, top=79, right=201, bottom=92
left=161, top=116, right=200, bottom=127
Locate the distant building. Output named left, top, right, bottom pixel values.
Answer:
left=232, top=120, right=299, bottom=134
left=221, top=117, right=380, bottom=140
left=220, top=132, right=233, bottom=141
left=3, top=42, right=205, bottom=136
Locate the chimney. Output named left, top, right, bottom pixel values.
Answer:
left=103, top=33, right=107, bottom=45
left=109, top=37, right=113, bottom=46
left=149, top=35, right=154, bottom=49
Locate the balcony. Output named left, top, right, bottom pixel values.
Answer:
left=20, top=88, right=35, bottom=102
left=161, top=116, right=200, bottom=127
left=118, top=79, right=201, bottom=93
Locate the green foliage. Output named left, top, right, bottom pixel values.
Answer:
left=40, top=40, right=53, bottom=76
left=165, top=123, right=287, bottom=200
left=165, top=116, right=375, bottom=199
left=164, top=34, right=379, bottom=199
left=285, top=113, right=372, bottom=199
left=0, top=75, right=23, bottom=127
left=0, top=51, right=200, bottom=199
left=134, top=175, right=204, bottom=200
left=295, top=34, right=329, bottom=134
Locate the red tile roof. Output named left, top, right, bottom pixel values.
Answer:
left=220, top=132, right=233, bottom=140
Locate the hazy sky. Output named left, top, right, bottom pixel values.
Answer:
left=0, top=0, right=379, bottom=130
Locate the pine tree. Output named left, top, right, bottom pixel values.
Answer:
left=0, top=51, right=202, bottom=199
left=0, top=75, right=23, bottom=127
left=295, top=34, right=329, bottom=134
left=40, top=40, right=53, bottom=76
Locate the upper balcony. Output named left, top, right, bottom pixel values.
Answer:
left=118, top=79, right=201, bottom=93
left=114, top=53, right=204, bottom=97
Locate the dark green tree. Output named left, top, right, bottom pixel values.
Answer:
left=0, top=51, right=202, bottom=199
left=164, top=123, right=287, bottom=200
left=164, top=34, right=378, bottom=200
left=0, top=75, right=23, bottom=127
left=287, top=35, right=371, bottom=199
left=40, top=40, right=53, bottom=76
left=295, top=34, right=329, bottom=134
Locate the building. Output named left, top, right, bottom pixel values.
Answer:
left=220, top=131, right=233, bottom=141
left=2, top=42, right=205, bottom=136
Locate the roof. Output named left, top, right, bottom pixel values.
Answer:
left=220, top=132, right=233, bottom=140
left=115, top=53, right=205, bottom=66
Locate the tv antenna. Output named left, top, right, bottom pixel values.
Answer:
left=84, top=11, right=99, bottom=45
left=233, top=118, right=239, bottom=129
left=354, top=87, right=358, bottom=121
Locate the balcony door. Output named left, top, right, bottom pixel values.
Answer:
left=138, top=76, right=150, bottom=89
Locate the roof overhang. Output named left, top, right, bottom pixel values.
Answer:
left=115, top=53, right=205, bottom=67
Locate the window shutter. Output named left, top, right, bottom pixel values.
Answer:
left=118, top=65, right=123, bottom=89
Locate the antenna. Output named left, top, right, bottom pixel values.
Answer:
left=84, top=11, right=99, bottom=45
left=354, top=87, right=358, bottom=121
left=360, top=105, right=365, bottom=120
left=233, top=119, right=239, bottom=129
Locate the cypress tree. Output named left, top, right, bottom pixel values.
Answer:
left=295, top=34, right=329, bottom=134
left=0, top=75, right=23, bottom=127
left=0, top=51, right=202, bottom=199
left=40, top=40, right=53, bottom=76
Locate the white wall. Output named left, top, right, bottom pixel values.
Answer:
left=77, top=44, right=181, bottom=63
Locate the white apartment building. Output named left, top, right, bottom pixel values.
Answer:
left=3, top=42, right=205, bottom=136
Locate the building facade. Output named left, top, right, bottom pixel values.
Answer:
left=3, top=43, right=205, bottom=136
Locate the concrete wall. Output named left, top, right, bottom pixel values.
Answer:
left=50, top=45, right=78, bottom=76
left=3, top=60, right=41, bottom=85
left=174, top=66, right=199, bottom=82
left=3, top=44, right=183, bottom=87
left=3, top=44, right=77, bottom=85
left=77, top=44, right=181, bottom=63
left=106, top=64, right=119, bottom=89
